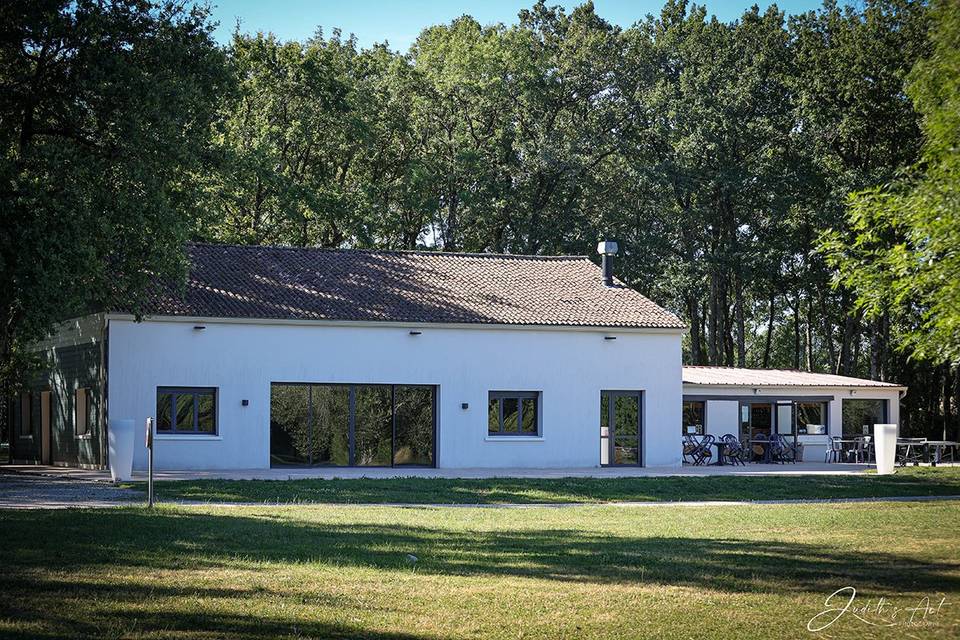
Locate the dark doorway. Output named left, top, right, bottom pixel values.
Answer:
left=270, top=383, right=435, bottom=467
left=741, top=403, right=773, bottom=439
left=600, top=391, right=643, bottom=466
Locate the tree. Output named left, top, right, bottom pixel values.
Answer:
left=822, top=0, right=959, bottom=365
left=199, top=30, right=358, bottom=247
left=790, top=0, right=929, bottom=376
left=0, top=0, right=228, bottom=383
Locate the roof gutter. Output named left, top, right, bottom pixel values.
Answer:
left=104, top=313, right=687, bottom=335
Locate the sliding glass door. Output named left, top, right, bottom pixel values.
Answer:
left=270, top=383, right=435, bottom=467
left=354, top=385, right=393, bottom=466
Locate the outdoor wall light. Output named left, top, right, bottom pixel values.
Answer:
left=409, top=330, right=422, bottom=336
left=193, top=325, right=206, bottom=331
left=604, top=336, right=617, bottom=341
left=461, top=402, right=469, bottom=410
left=241, top=399, right=249, bottom=407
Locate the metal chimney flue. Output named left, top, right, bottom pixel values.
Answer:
left=597, top=240, right=619, bottom=287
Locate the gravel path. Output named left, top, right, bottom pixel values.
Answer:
left=0, top=471, right=142, bottom=509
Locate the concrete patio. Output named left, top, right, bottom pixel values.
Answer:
left=1, top=461, right=879, bottom=482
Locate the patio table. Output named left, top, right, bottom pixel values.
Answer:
left=746, top=439, right=772, bottom=463
left=834, top=439, right=862, bottom=463
left=923, top=441, right=958, bottom=466
left=710, top=441, right=728, bottom=466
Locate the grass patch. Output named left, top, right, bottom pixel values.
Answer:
left=1, top=500, right=959, bottom=639
left=125, top=466, right=960, bottom=505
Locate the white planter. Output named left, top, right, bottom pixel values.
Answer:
left=108, top=418, right=136, bottom=482
left=874, top=423, right=898, bottom=475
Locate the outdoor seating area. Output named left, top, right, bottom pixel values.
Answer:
left=684, top=431, right=960, bottom=468
left=682, top=433, right=801, bottom=466
left=823, top=435, right=959, bottom=466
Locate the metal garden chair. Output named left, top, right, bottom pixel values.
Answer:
left=720, top=434, right=746, bottom=465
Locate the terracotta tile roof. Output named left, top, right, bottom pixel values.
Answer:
left=140, top=243, right=685, bottom=329
left=682, top=366, right=904, bottom=388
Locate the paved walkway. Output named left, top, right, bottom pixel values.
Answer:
left=0, top=472, right=141, bottom=509
left=0, top=461, right=879, bottom=482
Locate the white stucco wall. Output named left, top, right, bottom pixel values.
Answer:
left=704, top=400, right=739, bottom=439
left=684, top=385, right=904, bottom=462
left=107, top=317, right=683, bottom=470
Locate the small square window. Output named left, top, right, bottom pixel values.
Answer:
left=156, top=387, right=217, bottom=435
left=488, top=392, right=540, bottom=436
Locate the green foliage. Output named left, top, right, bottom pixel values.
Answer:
left=0, top=0, right=228, bottom=382
left=3, top=1, right=953, bottom=436
left=823, top=0, right=960, bottom=365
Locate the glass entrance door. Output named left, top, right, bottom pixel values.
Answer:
left=748, top=403, right=773, bottom=439
left=600, top=391, right=643, bottom=466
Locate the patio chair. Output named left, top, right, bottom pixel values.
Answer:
left=773, top=435, right=799, bottom=463
left=825, top=436, right=843, bottom=463
left=690, top=434, right=715, bottom=466
left=751, top=433, right=769, bottom=463
left=897, top=438, right=927, bottom=466
left=682, top=434, right=700, bottom=464
left=932, top=442, right=957, bottom=464
left=849, top=436, right=869, bottom=464
left=720, top=434, right=746, bottom=466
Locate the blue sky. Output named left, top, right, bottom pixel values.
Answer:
left=206, top=1, right=831, bottom=50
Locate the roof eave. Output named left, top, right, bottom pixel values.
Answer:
left=105, top=313, right=687, bottom=333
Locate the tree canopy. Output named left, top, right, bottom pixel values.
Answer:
left=3, top=0, right=957, bottom=439
left=823, top=0, right=959, bottom=366
left=0, top=0, right=229, bottom=381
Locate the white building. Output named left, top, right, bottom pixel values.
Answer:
left=10, top=242, right=686, bottom=471
left=682, top=367, right=906, bottom=462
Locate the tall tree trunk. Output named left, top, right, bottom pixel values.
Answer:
left=942, top=365, right=952, bottom=441
left=869, top=317, right=881, bottom=380
left=805, top=295, right=814, bottom=372
left=708, top=274, right=719, bottom=365
left=851, top=320, right=862, bottom=375
left=687, top=294, right=704, bottom=364
left=763, top=293, right=775, bottom=368
left=792, top=293, right=801, bottom=370
left=838, top=301, right=857, bottom=376
left=735, top=280, right=746, bottom=367
left=953, top=366, right=960, bottom=441
left=722, top=281, right=734, bottom=366
left=821, top=290, right=837, bottom=373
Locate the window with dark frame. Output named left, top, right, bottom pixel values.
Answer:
left=269, top=383, right=435, bottom=467
left=841, top=399, right=887, bottom=437
left=156, top=387, right=217, bottom=435
left=19, top=392, right=32, bottom=437
left=488, top=391, right=540, bottom=436
left=796, top=402, right=826, bottom=435
left=682, top=400, right=705, bottom=435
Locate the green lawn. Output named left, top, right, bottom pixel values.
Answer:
left=128, top=466, right=960, bottom=504
left=1, top=500, right=959, bottom=639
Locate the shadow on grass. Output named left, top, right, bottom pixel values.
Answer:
left=3, top=508, right=957, bottom=595
left=136, top=468, right=960, bottom=505
left=0, top=597, right=424, bottom=640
